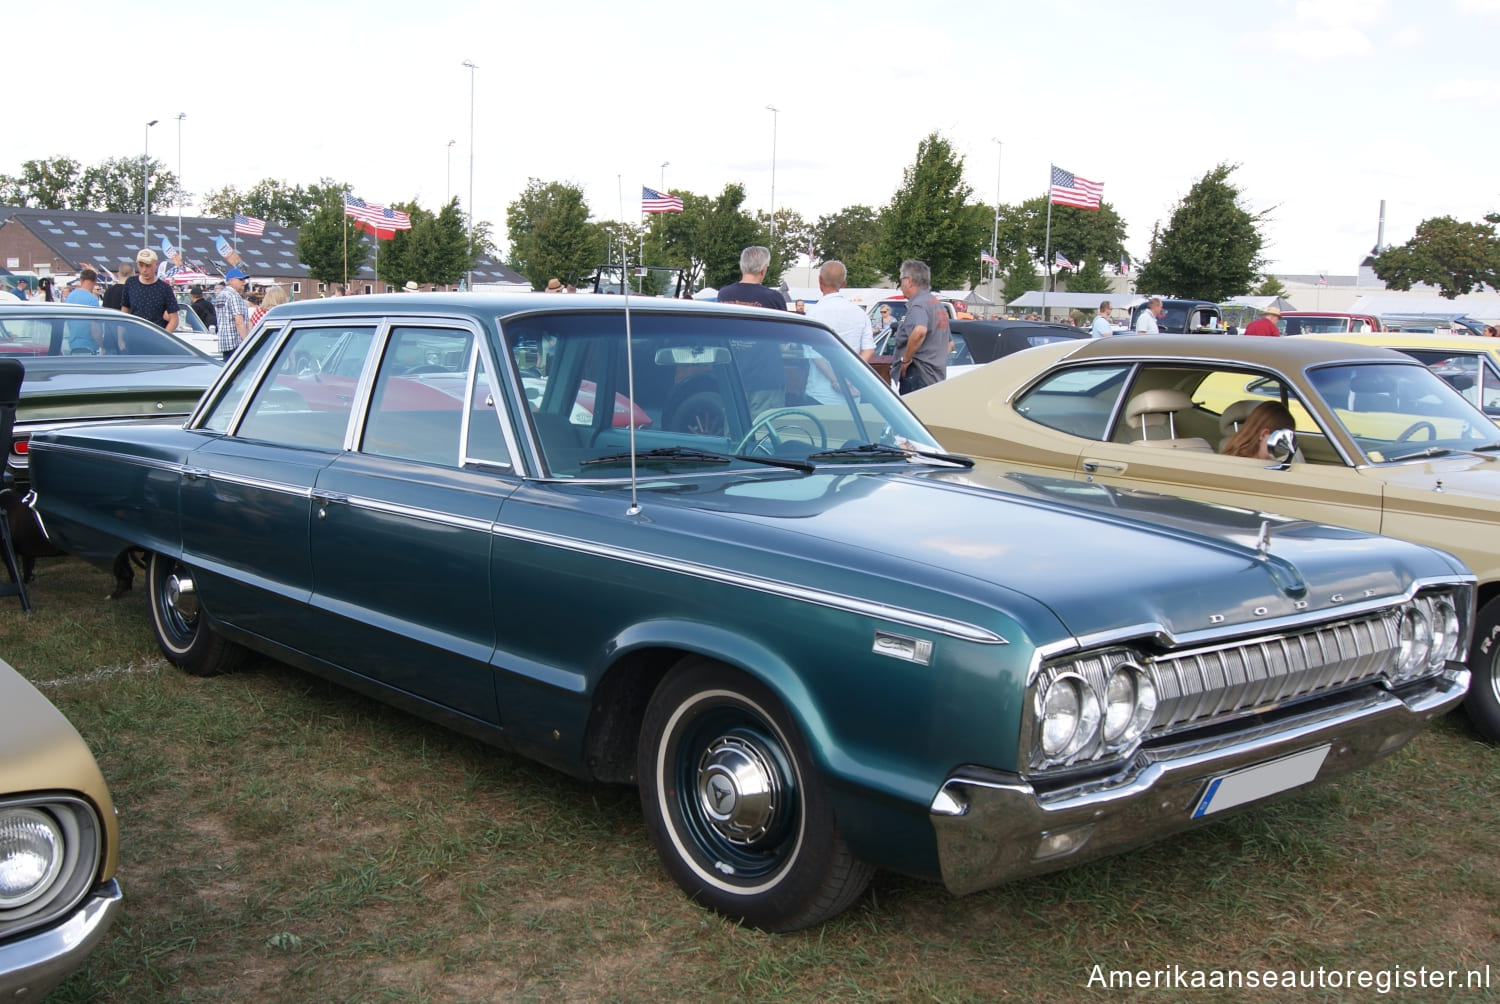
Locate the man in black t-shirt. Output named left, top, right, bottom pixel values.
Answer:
left=189, top=285, right=216, bottom=328
left=715, top=246, right=787, bottom=414
left=101, top=262, right=132, bottom=311
left=120, top=249, right=179, bottom=332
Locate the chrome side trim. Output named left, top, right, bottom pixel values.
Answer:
left=343, top=495, right=494, bottom=534
left=25, top=441, right=185, bottom=475
left=196, top=471, right=313, bottom=499
left=490, top=525, right=1007, bottom=644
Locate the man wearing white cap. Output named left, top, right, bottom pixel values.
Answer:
left=213, top=268, right=252, bottom=359
left=1244, top=304, right=1283, bottom=337
left=121, top=248, right=180, bottom=332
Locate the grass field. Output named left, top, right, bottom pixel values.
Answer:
left=4, top=558, right=1498, bottom=1003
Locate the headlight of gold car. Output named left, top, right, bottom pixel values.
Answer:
left=0, top=807, right=65, bottom=910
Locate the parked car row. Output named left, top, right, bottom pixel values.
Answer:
left=10, top=293, right=1480, bottom=948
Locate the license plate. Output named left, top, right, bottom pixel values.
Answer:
left=1192, top=744, right=1330, bottom=818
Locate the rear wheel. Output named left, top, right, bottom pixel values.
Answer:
left=637, top=659, right=873, bottom=931
left=1465, top=597, right=1500, bottom=741
left=147, top=552, right=246, bottom=677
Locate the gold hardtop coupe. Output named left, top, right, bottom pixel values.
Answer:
left=0, top=657, right=121, bottom=998
left=908, top=333, right=1500, bottom=740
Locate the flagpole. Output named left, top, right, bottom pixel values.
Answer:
left=1042, top=164, right=1055, bottom=319
left=990, top=139, right=1001, bottom=314
left=342, top=186, right=349, bottom=292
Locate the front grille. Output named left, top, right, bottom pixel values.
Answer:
left=1149, top=614, right=1395, bottom=734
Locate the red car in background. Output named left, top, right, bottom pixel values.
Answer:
left=1280, top=312, right=1384, bottom=335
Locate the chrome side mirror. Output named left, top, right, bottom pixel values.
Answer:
left=1265, top=427, right=1296, bottom=470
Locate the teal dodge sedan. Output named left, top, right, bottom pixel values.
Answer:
left=27, top=294, right=1472, bottom=930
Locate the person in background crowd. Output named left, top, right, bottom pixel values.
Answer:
left=544, top=278, right=563, bottom=292
left=36, top=277, right=55, bottom=302
left=1090, top=301, right=1114, bottom=337
left=716, top=246, right=788, bottom=413
left=873, top=303, right=897, bottom=337
left=64, top=269, right=103, bottom=353
left=1485, top=325, right=1499, bottom=338
left=189, top=285, right=216, bottom=328
left=250, top=285, right=289, bottom=327
left=13, top=279, right=31, bottom=300
left=102, top=262, right=132, bottom=310
left=1244, top=304, right=1282, bottom=337
left=804, top=260, right=876, bottom=405
left=213, top=268, right=252, bottom=359
left=793, top=299, right=806, bottom=314
left=890, top=259, right=950, bottom=394
left=1135, top=297, right=1164, bottom=334
left=121, top=249, right=179, bottom=331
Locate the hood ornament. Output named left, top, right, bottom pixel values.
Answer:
left=1257, top=519, right=1271, bottom=559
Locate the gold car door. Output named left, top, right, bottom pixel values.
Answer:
left=1074, top=440, right=1384, bottom=533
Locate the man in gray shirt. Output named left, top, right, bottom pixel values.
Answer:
left=890, top=259, right=950, bottom=394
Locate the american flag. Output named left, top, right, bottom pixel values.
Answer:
left=233, top=213, right=266, bottom=236
left=641, top=186, right=684, bottom=213
left=1119, top=254, right=1130, bottom=275
left=344, top=195, right=411, bottom=229
left=981, top=251, right=1000, bottom=267
left=1054, top=250, right=1075, bottom=270
left=1317, top=274, right=1328, bottom=286
left=1049, top=166, right=1104, bottom=210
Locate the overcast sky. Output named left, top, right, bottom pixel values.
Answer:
left=12, top=0, right=1496, bottom=276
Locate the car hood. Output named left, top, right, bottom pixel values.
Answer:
left=16, top=358, right=220, bottom=421
left=0, top=659, right=115, bottom=815
left=1362, top=453, right=1500, bottom=501
left=663, top=466, right=1462, bottom=644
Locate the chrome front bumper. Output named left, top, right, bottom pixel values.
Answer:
left=930, top=671, right=1467, bottom=896
left=0, top=879, right=122, bottom=1000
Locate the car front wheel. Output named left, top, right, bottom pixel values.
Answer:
left=637, top=659, right=873, bottom=931
left=1466, top=597, right=1500, bottom=742
left=147, top=552, right=246, bottom=677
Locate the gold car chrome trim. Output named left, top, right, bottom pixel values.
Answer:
left=489, top=525, right=1008, bottom=645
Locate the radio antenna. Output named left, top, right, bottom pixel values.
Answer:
left=619, top=175, right=640, bottom=516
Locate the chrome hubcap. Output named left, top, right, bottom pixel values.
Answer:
left=696, top=733, right=780, bottom=845
left=166, top=571, right=199, bottom=620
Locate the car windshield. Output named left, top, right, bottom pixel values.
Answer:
left=1280, top=316, right=1351, bottom=334
left=502, top=310, right=941, bottom=478
left=1304, top=362, right=1500, bottom=463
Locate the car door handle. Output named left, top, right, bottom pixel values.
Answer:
left=311, top=491, right=349, bottom=506
left=1082, top=459, right=1127, bottom=474
left=182, top=466, right=212, bottom=481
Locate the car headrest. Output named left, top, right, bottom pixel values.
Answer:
left=1219, top=399, right=1259, bottom=436
left=1125, top=388, right=1193, bottom=424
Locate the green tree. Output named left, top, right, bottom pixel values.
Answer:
left=878, top=133, right=987, bottom=289
left=505, top=179, right=605, bottom=289
left=756, top=207, right=810, bottom=288
left=298, top=183, right=369, bottom=287
left=1133, top=164, right=1265, bottom=301
left=1255, top=274, right=1290, bottom=298
left=201, top=179, right=319, bottom=227
left=1010, top=195, right=1127, bottom=287
left=1371, top=214, right=1500, bottom=299
left=375, top=200, right=428, bottom=288
left=1064, top=257, right=1114, bottom=295
left=812, top=205, right=884, bottom=286
left=76, top=157, right=178, bottom=214
left=1001, top=252, right=1040, bottom=308
left=645, top=184, right=759, bottom=290
left=0, top=156, right=82, bottom=208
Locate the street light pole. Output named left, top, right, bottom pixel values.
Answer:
left=447, top=140, right=456, bottom=206
left=661, top=161, right=669, bottom=191
left=176, top=113, right=186, bottom=253
left=765, top=105, right=778, bottom=247
left=142, top=119, right=158, bottom=249
left=991, top=138, right=1002, bottom=310
left=462, top=60, right=478, bottom=291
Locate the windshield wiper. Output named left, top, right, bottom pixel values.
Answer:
left=807, top=442, right=975, bottom=468
left=580, top=446, right=814, bottom=473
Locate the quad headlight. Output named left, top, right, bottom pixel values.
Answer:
left=1393, top=590, right=1466, bottom=682
left=0, top=807, right=65, bottom=910
left=1031, top=653, right=1157, bottom=770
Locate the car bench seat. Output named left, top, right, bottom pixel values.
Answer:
left=1123, top=389, right=1214, bottom=451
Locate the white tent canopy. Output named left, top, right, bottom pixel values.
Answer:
left=1008, top=291, right=1144, bottom=310
left=1350, top=295, right=1500, bottom=322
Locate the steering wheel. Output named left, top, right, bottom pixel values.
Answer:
left=403, top=364, right=447, bottom=375
left=1396, top=420, right=1438, bottom=442
left=735, top=408, right=829, bottom=456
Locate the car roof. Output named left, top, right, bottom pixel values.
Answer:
left=1055, top=333, right=1414, bottom=366
left=267, top=292, right=812, bottom=325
